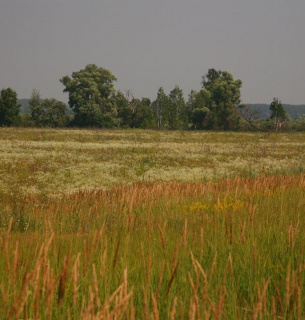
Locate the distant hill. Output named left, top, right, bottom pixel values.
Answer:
left=246, top=104, right=305, bottom=120
left=18, top=99, right=74, bottom=115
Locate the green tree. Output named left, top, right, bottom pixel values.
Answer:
left=166, top=86, right=187, bottom=129
left=60, top=64, right=118, bottom=127
left=134, top=98, right=155, bottom=129
left=187, top=89, right=215, bottom=129
left=117, top=91, right=155, bottom=128
left=202, top=69, right=242, bottom=130
left=29, top=89, right=43, bottom=125
left=41, top=99, right=67, bottom=127
left=29, top=90, right=67, bottom=127
left=152, top=87, right=169, bottom=129
left=0, top=88, right=21, bottom=126
left=269, top=98, right=288, bottom=131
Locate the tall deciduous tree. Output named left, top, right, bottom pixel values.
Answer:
left=187, top=89, right=215, bottom=129
left=0, top=88, right=21, bottom=126
left=202, top=69, right=242, bottom=130
left=166, top=86, right=187, bottom=129
left=269, top=98, right=288, bottom=131
left=29, top=89, right=43, bottom=125
left=152, top=87, right=169, bottom=129
left=60, top=64, right=118, bottom=127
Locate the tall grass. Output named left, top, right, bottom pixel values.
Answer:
left=1, top=175, right=305, bottom=319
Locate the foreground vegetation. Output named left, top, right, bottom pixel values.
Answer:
left=0, top=129, right=305, bottom=319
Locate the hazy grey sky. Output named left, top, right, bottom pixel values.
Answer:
left=1, top=0, right=305, bottom=104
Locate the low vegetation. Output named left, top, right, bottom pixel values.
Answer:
left=0, top=129, right=305, bottom=319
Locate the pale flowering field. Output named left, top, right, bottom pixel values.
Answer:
left=0, top=127, right=304, bottom=196
left=1, top=128, right=305, bottom=319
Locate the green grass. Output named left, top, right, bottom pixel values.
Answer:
left=0, top=128, right=305, bottom=319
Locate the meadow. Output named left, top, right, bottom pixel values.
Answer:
left=0, top=128, right=305, bottom=319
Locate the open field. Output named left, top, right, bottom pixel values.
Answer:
left=1, top=128, right=305, bottom=319
left=0, top=128, right=305, bottom=196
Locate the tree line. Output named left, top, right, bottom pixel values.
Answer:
left=0, top=64, right=300, bottom=131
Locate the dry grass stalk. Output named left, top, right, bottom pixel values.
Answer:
left=142, top=286, right=149, bottom=320
left=14, top=289, right=31, bottom=320
left=239, top=221, right=246, bottom=244
left=166, top=262, right=179, bottom=297
left=209, top=253, right=217, bottom=282
left=216, top=286, right=226, bottom=319
left=112, top=237, right=121, bottom=270
left=101, top=247, right=107, bottom=280
left=253, top=242, right=257, bottom=275
left=97, top=284, right=123, bottom=318
left=275, top=285, right=284, bottom=314
left=272, top=296, right=276, bottom=320
left=285, top=265, right=291, bottom=308
left=171, top=240, right=181, bottom=274
left=204, top=306, right=211, bottom=320
left=130, top=296, right=136, bottom=320
left=188, top=273, right=200, bottom=319
left=170, top=297, right=178, bottom=320
left=92, top=264, right=101, bottom=309
left=249, top=205, right=256, bottom=229
left=158, top=222, right=167, bottom=250
left=108, top=291, right=133, bottom=319
left=146, top=249, right=152, bottom=285
left=12, top=241, right=19, bottom=281
left=252, top=279, right=270, bottom=320
left=8, top=270, right=34, bottom=319
left=151, top=293, right=159, bottom=320
left=33, top=265, right=41, bottom=320
left=229, top=214, right=233, bottom=245
left=200, top=226, right=204, bottom=260
left=57, top=254, right=71, bottom=308
left=83, top=240, right=88, bottom=276
left=73, top=253, right=80, bottom=306
left=182, top=219, right=188, bottom=248
left=156, top=262, right=165, bottom=302
left=188, top=301, right=196, bottom=320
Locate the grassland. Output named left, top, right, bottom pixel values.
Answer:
left=0, top=128, right=305, bottom=319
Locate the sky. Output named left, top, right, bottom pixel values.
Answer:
left=0, top=0, right=305, bottom=104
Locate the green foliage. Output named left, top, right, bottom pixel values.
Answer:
left=152, top=87, right=169, bottom=129
left=270, top=97, right=289, bottom=131
left=202, top=68, right=242, bottom=130
left=60, top=64, right=118, bottom=127
left=28, top=90, right=67, bottom=127
left=152, top=86, right=187, bottom=130
left=187, top=89, right=215, bottom=129
left=0, top=88, right=21, bottom=126
left=116, top=91, right=155, bottom=129
left=166, top=86, right=187, bottom=129
left=28, top=89, right=42, bottom=124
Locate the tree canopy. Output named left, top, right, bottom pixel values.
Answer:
left=0, top=88, right=21, bottom=126
left=28, top=90, right=67, bottom=127
left=60, top=64, right=117, bottom=127
left=269, top=98, right=288, bottom=131
left=202, top=69, right=242, bottom=130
